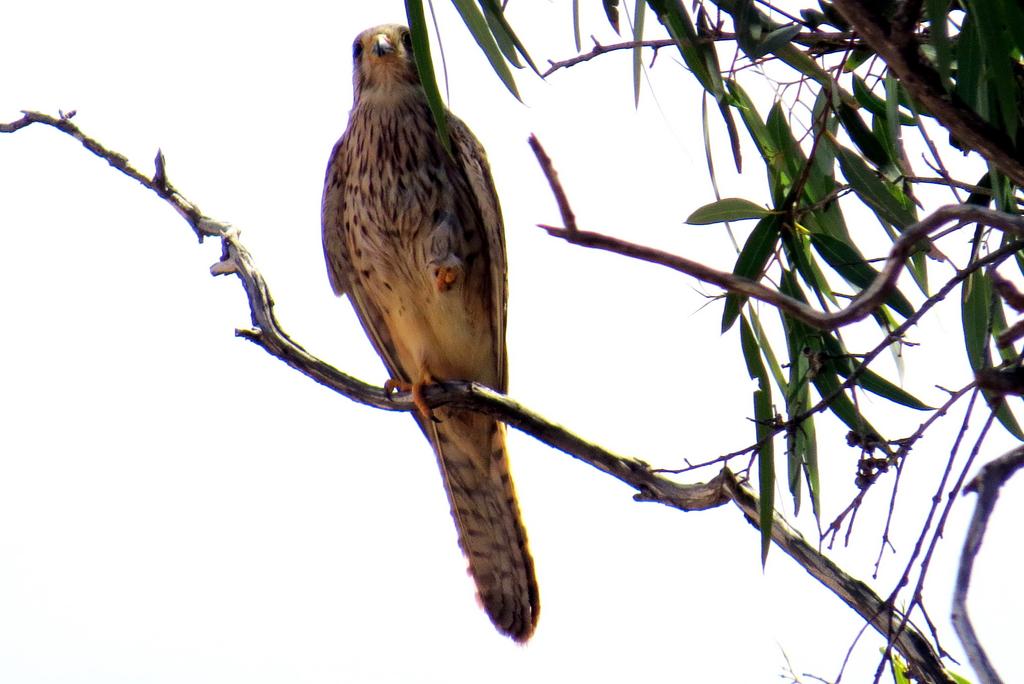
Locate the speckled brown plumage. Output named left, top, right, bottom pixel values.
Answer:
left=321, top=24, right=538, bottom=641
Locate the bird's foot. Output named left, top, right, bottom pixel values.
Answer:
left=385, top=377, right=439, bottom=422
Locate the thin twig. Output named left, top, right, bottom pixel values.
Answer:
left=952, top=446, right=1024, bottom=684
left=528, top=134, right=1024, bottom=331
left=542, top=31, right=858, bottom=77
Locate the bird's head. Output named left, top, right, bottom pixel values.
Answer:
left=351, top=24, right=421, bottom=104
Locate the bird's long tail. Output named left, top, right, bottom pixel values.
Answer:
left=427, top=408, right=539, bottom=641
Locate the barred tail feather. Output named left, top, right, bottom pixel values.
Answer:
left=428, top=409, right=539, bottom=641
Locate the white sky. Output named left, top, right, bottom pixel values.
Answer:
left=2, top=1, right=1022, bottom=682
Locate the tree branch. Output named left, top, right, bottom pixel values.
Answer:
left=541, top=30, right=859, bottom=77
left=528, top=134, right=1024, bottom=331
left=952, top=446, right=1024, bottom=684
left=831, top=0, right=1024, bottom=188
left=1, top=111, right=950, bottom=683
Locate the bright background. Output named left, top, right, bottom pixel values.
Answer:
left=1, top=2, right=1021, bottom=682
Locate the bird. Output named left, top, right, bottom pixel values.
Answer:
left=320, top=24, right=539, bottom=641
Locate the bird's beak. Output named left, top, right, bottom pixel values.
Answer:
left=371, top=33, right=395, bottom=57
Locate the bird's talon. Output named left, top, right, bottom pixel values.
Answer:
left=384, top=378, right=409, bottom=397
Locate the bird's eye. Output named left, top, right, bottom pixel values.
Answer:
left=352, top=39, right=364, bottom=60
left=401, top=29, right=413, bottom=53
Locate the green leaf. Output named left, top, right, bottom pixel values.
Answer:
left=749, top=311, right=788, bottom=395
left=477, top=0, right=539, bottom=73
left=633, top=0, right=646, bottom=106
left=836, top=102, right=892, bottom=170
left=686, top=198, right=768, bottom=224
left=782, top=326, right=812, bottom=516
left=451, top=0, right=522, bottom=100
left=478, top=0, right=522, bottom=68
left=925, top=0, right=953, bottom=88
left=812, top=366, right=881, bottom=438
left=966, top=0, right=1019, bottom=138
left=603, top=0, right=621, bottom=33
left=721, top=214, right=782, bottom=332
left=405, top=0, right=451, bottom=152
left=962, top=270, right=991, bottom=370
left=809, top=232, right=915, bottom=318
left=646, top=0, right=718, bottom=94
left=740, top=315, right=775, bottom=565
left=726, top=79, right=773, bottom=162
left=783, top=227, right=837, bottom=306
left=961, top=270, right=1024, bottom=440
left=852, top=75, right=915, bottom=125
left=999, top=0, right=1024, bottom=56
left=843, top=47, right=873, bottom=72
left=572, top=0, right=581, bottom=52
left=835, top=147, right=917, bottom=229
left=752, top=24, right=801, bottom=59
left=837, top=364, right=931, bottom=410
left=954, top=14, right=986, bottom=117
left=778, top=274, right=881, bottom=440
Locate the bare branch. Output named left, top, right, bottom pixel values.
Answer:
left=953, top=446, right=1024, bottom=684
left=529, top=133, right=1024, bottom=331
left=541, top=30, right=859, bottom=77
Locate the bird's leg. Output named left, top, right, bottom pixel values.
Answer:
left=385, top=374, right=438, bottom=422
left=429, top=211, right=464, bottom=293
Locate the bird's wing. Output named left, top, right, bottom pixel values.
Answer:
left=321, top=136, right=409, bottom=384
left=321, top=137, right=355, bottom=297
left=449, top=116, right=509, bottom=392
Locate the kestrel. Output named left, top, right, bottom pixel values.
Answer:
left=321, top=24, right=539, bottom=641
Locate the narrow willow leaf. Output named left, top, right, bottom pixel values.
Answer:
left=961, top=270, right=1024, bottom=439
left=726, top=79, right=773, bottom=163
left=686, top=198, right=767, bottom=224
left=406, top=0, right=451, bottom=152
left=632, top=0, right=646, bottom=106
left=645, top=0, right=718, bottom=93
left=477, top=0, right=539, bottom=73
left=478, top=0, right=521, bottom=67
left=883, top=72, right=907, bottom=178
left=696, top=9, right=742, bottom=171
left=603, top=0, right=621, bottom=33
left=991, top=290, right=1018, bottom=363
left=836, top=102, right=892, bottom=170
left=809, top=232, right=914, bottom=318
left=740, top=316, right=775, bottom=565
left=852, top=75, right=915, bottom=125
left=835, top=147, right=917, bottom=229
left=752, top=24, right=801, bottom=59
left=925, top=0, right=952, bottom=88
left=843, top=47, right=873, bottom=72
left=962, top=270, right=991, bottom=371
left=954, top=15, right=985, bottom=116
left=811, top=367, right=880, bottom=438
left=451, top=0, right=522, bottom=100
left=721, top=214, right=782, bottom=332
left=766, top=102, right=832, bottom=203
left=785, top=337, right=810, bottom=515
left=572, top=0, right=581, bottom=52
left=784, top=225, right=837, bottom=305
left=836, top=364, right=931, bottom=410
left=749, top=311, right=788, bottom=395
left=967, top=0, right=1018, bottom=138
left=999, top=0, right=1024, bottom=56
left=799, top=411, right=820, bottom=520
